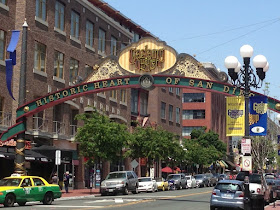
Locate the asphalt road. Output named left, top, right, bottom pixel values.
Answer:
left=0, top=187, right=213, bottom=210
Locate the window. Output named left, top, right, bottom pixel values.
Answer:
left=182, top=110, right=205, bottom=119
left=183, top=93, right=205, bottom=103
left=182, top=126, right=202, bottom=136
left=110, top=90, right=117, bottom=100
left=133, top=33, right=140, bottom=42
left=0, top=0, right=7, bottom=5
left=131, top=89, right=138, bottom=114
left=69, top=58, right=79, bottom=83
left=85, top=64, right=92, bottom=78
left=98, top=28, right=106, bottom=54
left=86, top=20, right=94, bottom=47
left=71, top=11, right=79, bottom=39
left=36, top=0, right=47, bottom=21
left=176, top=107, right=180, bottom=124
left=169, top=87, right=173, bottom=93
left=34, top=41, right=46, bottom=72
left=55, top=1, right=65, bottom=31
left=54, top=51, right=64, bottom=79
left=169, top=105, right=173, bottom=121
left=111, top=36, right=117, bottom=56
left=140, top=92, right=148, bottom=116
left=120, top=89, right=126, bottom=103
left=176, top=88, right=180, bottom=96
left=33, top=178, right=45, bottom=186
left=0, top=30, right=5, bottom=61
left=161, top=102, right=166, bottom=119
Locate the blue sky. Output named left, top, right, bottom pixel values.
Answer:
left=105, top=0, right=280, bottom=103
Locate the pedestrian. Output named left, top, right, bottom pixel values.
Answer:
left=64, top=171, right=70, bottom=193
left=52, top=173, right=58, bottom=185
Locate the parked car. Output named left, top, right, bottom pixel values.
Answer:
left=218, top=174, right=229, bottom=181
left=194, top=174, right=209, bottom=188
left=210, top=180, right=244, bottom=210
left=138, top=177, right=157, bottom=193
left=272, top=179, right=280, bottom=199
left=0, top=174, right=62, bottom=207
left=166, top=174, right=187, bottom=190
left=155, top=177, right=169, bottom=191
left=205, top=173, right=217, bottom=187
left=185, top=175, right=197, bottom=188
left=100, top=171, right=138, bottom=196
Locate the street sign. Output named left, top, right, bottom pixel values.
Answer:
left=130, top=159, right=139, bottom=169
left=55, top=150, right=61, bottom=165
left=241, top=138, right=251, bottom=155
left=242, top=156, right=252, bottom=171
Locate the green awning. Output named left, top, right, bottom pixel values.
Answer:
left=221, top=160, right=228, bottom=168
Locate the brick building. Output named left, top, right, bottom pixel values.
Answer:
left=0, top=0, right=182, bottom=188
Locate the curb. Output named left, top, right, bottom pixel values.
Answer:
left=58, top=194, right=100, bottom=201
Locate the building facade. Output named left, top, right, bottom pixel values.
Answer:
left=0, top=0, right=182, bottom=188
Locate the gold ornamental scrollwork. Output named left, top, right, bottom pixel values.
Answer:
left=15, top=147, right=25, bottom=156
left=15, top=162, right=25, bottom=171
left=17, top=139, right=25, bottom=143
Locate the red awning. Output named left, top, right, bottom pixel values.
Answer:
left=174, top=167, right=181, bottom=172
left=162, top=166, right=173, bottom=173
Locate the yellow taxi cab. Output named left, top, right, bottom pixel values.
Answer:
left=0, top=174, right=62, bottom=207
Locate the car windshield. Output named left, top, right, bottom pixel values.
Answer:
left=0, top=178, right=21, bottom=187
left=139, top=178, right=152, bottom=182
left=155, top=178, right=164, bottom=182
left=249, top=174, right=261, bottom=184
left=215, top=183, right=242, bottom=192
left=167, top=175, right=180, bottom=180
left=106, top=172, right=126, bottom=179
left=194, top=175, right=203, bottom=179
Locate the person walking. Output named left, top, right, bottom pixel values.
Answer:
left=52, top=173, right=58, bottom=185
left=64, top=171, right=70, bottom=193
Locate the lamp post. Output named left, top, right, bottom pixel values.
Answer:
left=225, top=45, right=268, bottom=210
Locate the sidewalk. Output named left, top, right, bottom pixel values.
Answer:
left=265, top=200, right=280, bottom=209
left=59, top=188, right=101, bottom=200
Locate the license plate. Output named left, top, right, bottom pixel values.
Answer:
left=108, top=189, right=114, bottom=192
left=222, top=193, right=233, bottom=198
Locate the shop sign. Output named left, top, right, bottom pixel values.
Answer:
left=0, top=138, right=31, bottom=149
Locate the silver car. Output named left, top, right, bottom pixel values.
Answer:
left=100, top=171, right=139, bottom=195
left=210, top=180, right=244, bottom=210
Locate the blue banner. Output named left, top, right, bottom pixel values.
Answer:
left=249, top=96, right=268, bottom=136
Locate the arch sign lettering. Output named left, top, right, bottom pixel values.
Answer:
left=1, top=37, right=280, bottom=141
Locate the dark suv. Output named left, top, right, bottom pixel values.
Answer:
left=100, top=171, right=138, bottom=195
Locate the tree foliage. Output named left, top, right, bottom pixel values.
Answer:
left=184, top=128, right=226, bottom=166
left=75, top=109, right=131, bottom=164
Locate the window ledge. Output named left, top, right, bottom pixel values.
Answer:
left=33, top=69, right=47, bottom=77
left=54, top=27, right=66, bottom=36
left=120, top=101, right=127, bottom=106
left=0, top=60, right=6, bottom=66
left=53, top=76, right=65, bottom=84
left=0, top=3, right=9, bottom=11
left=85, top=44, right=95, bottom=52
left=70, top=36, right=81, bottom=44
left=35, top=16, right=49, bottom=27
left=109, top=97, right=117, bottom=103
left=97, top=92, right=106, bottom=99
left=98, top=50, right=106, bottom=57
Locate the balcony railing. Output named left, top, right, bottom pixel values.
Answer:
left=53, top=121, right=66, bottom=135
left=0, top=112, right=12, bottom=127
left=33, top=117, right=48, bottom=132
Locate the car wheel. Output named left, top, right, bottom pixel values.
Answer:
left=132, top=186, right=138, bottom=194
left=210, top=206, right=216, bottom=210
left=4, top=193, right=15, bottom=207
left=101, top=192, right=107, bottom=196
left=18, top=202, right=27, bottom=206
left=123, top=186, right=129, bottom=195
left=43, top=192, right=53, bottom=205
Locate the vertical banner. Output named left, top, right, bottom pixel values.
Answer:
left=249, top=96, right=268, bottom=136
left=226, top=96, right=245, bottom=136
left=278, top=135, right=280, bottom=156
